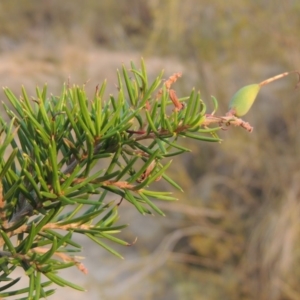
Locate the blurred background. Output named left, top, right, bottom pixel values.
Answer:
left=1, top=1, right=300, bottom=299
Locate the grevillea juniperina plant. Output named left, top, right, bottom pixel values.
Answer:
left=0, top=60, right=298, bottom=298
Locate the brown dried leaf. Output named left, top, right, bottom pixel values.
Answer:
left=137, top=160, right=156, bottom=183
left=104, top=180, right=135, bottom=189
left=164, top=72, right=182, bottom=89
left=169, top=89, right=184, bottom=111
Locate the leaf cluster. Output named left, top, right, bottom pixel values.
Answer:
left=0, top=59, right=221, bottom=298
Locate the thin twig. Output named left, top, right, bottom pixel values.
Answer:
left=32, top=247, right=88, bottom=274
left=259, top=70, right=300, bottom=88
left=203, top=114, right=253, bottom=132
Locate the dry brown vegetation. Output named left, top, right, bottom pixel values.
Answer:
left=1, top=1, right=300, bottom=299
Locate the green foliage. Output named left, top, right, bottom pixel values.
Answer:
left=0, top=60, right=222, bottom=298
